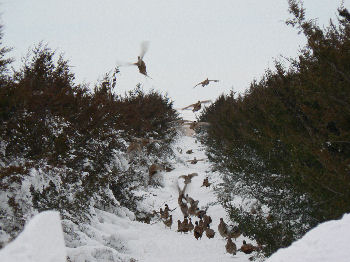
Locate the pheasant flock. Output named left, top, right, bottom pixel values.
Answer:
left=152, top=140, right=261, bottom=257
left=119, top=42, right=262, bottom=260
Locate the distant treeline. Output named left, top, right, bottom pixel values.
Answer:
left=0, top=35, right=179, bottom=246
left=199, top=0, right=350, bottom=256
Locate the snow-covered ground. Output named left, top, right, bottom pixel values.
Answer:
left=2, top=121, right=349, bottom=262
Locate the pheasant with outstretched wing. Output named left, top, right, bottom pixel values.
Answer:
left=116, top=41, right=152, bottom=78
left=181, top=100, right=212, bottom=112
left=193, top=78, right=219, bottom=88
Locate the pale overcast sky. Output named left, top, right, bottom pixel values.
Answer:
left=0, top=0, right=347, bottom=109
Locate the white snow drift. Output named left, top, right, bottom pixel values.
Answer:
left=267, top=213, right=350, bottom=262
left=0, top=211, right=66, bottom=262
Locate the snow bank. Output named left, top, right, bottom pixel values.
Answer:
left=267, top=213, right=350, bottom=262
left=0, top=211, right=66, bottom=262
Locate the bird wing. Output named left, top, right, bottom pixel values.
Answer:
left=140, top=41, right=150, bottom=59
left=208, top=79, right=219, bottom=83
left=193, top=81, right=203, bottom=88
left=200, top=100, right=212, bottom=104
left=181, top=104, right=195, bottom=110
left=188, top=173, right=198, bottom=178
left=116, top=59, right=135, bottom=67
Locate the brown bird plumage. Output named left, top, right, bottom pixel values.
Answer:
left=185, top=194, right=195, bottom=205
left=193, top=78, right=219, bottom=88
left=188, top=218, right=194, bottom=232
left=133, top=42, right=151, bottom=78
left=161, top=207, right=169, bottom=220
left=177, top=220, right=183, bottom=233
left=179, top=173, right=198, bottom=184
left=181, top=217, right=189, bottom=233
left=203, top=214, right=212, bottom=228
left=198, top=219, right=205, bottom=231
left=218, top=218, right=228, bottom=238
left=163, top=215, right=173, bottom=229
left=164, top=204, right=170, bottom=213
left=188, top=204, right=198, bottom=216
left=227, top=226, right=242, bottom=240
left=205, top=225, right=215, bottom=239
left=127, top=137, right=162, bottom=156
left=194, top=221, right=203, bottom=240
left=181, top=100, right=212, bottom=112
left=179, top=201, right=189, bottom=217
left=118, top=42, right=152, bottom=78
left=149, top=163, right=164, bottom=180
left=240, top=240, right=256, bottom=254
left=226, top=237, right=237, bottom=255
left=201, top=177, right=211, bottom=187
left=196, top=209, right=206, bottom=219
left=186, top=157, right=206, bottom=165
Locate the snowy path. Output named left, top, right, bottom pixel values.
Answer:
left=129, top=134, right=250, bottom=262
left=69, top=132, right=252, bottom=262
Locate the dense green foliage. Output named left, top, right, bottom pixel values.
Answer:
left=199, top=1, right=350, bottom=256
left=0, top=41, right=179, bottom=246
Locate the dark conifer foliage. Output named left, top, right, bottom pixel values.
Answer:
left=0, top=41, right=179, bottom=246
left=199, top=0, right=350, bottom=255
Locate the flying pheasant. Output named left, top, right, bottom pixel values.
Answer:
left=181, top=100, right=212, bottom=112
left=186, top=157, right=206, bottom=164
left=134, top=41, right=151, bottom=77
left=193, top=78, right=219, bottom=88
left=118, top=41, right=152, bottom=78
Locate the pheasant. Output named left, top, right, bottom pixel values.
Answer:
left=194, top=221, right=203, bottom=240
left=186, top=157, right=206, bottom=165
left=118, top=41, right=152, bottom=78
left=177, top=220, right=184, bottom=233
left=163, top=215, right=173, bottom=229
left=203, top=214, right=212, bottom=228
left=201, top=177, right=211, bottom=187
left=218, top=218, right=228, bottom=238
left=240, top=240, right=256, bottom=254
left=181, top=100, right=212, bottom=112
left=132, top=41, right=151, bottom=78
left=149, top=163, right=164, bottom=178
left=227, top=226, right=242, bottom=240
left=226, top=237, right=237, bottom=255
left=178, top=173, right=198, bottom=184
left=205, top=224, right=215, bottom=239
left=193, top=78, right=219, bottom=88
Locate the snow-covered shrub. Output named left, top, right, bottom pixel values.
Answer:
left=199, top=1, right=350, bottom=256
left=0, top=43, right=179, bottom=250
